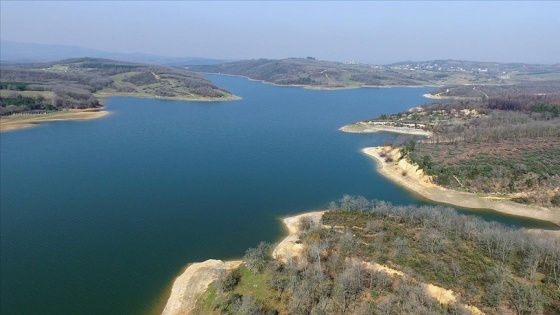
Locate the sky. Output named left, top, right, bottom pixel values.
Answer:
left=1, top=1, right=559, bottom=64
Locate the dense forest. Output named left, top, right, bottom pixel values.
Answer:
left=195, top=196, right=559, bottom=315
left=0, top=58, right=233, bottom=115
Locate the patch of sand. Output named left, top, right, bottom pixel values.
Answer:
left=161, top=259, right=242, bottom=315
left=272, top=211, right=325, bottom=264
left=161, top=211, right=324, bottom=315
left=362, top=260, right=484, bottom=314
left=340, top=122, right=432, bottom=137
left=0, top=109, right=109, bottom=131
left=363, top=146, right=560, bottom=226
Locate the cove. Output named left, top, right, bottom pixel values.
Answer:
left=0, top=74, right=557, bottom=315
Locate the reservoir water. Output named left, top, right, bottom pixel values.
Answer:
left=1, top=75, right=557, bottom=315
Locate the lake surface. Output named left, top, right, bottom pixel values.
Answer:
left=1, top=75, right=557, bottom=315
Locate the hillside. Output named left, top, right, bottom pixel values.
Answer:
left=187, top=58, right=560, bottom=89
left=342, top=82, right=560, bottom=209
left=191, top=198, right=560, bottom=315
left=0, top=58, right=235, bottom=117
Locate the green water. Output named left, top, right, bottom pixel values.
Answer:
left=1, top=75, right=556, bottom=315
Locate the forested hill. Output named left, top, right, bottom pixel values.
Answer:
left=0, top=58, right=235, bottom=115
left=187, top=58, right=560, bottom=89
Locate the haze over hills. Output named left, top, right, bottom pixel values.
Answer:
left=0, top=40, right=228, bottom=66
left=188, top=58, right=560, bottom=89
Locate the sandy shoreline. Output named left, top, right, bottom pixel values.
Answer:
left=340, top=122, right=433, bottom=137
left=0, top=108, right=109, bottom=131
left=422, top=93, right=479, bottom=100
left=161, top=259, right=242, bottom=315
left=160, top=211, right=324, bottom=315
left=272, top=211, right=325, bottom=264
left=363, top=146, right=560, bottom=227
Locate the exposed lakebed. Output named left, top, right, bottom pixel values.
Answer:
left=1, top=74, right=556, bottom=315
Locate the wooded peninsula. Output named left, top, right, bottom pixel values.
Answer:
left=0, top=58, right=237, bottom=130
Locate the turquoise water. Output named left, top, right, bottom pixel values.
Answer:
left=1, top=75, right=557, bottom=315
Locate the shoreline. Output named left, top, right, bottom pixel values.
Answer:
left=197, top=72, right=439, bottom=90
left=1, top=91, right=241, bottom=132
left=0, top=107, right=109, bottom=132
left=160, top=210, right=324, bottom=315
left=94, top=91, right=242, bottom=102
left=340, top=122, right=433, bottom=137
left=363, top=146, right=560, bottom=227
left=161, top=259, right=243, bottom=315
left=422, top=93, right=480, bottom=100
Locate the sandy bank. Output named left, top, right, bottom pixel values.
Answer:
left=272, top=211, right=325, bottom=264
left=363, top=146, right=560, bottom=226
left=423, top=93, right=480, bottom=101
left=0, top=108, right=109, bottom=131
left=161, top=211, right=324, bottom=315
left=340, top=122, right=433, bottom=137
left=161, top=259, right=242, bottom=315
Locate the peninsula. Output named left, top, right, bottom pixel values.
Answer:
left=339, top=81, right=560, bottom=226
left=0, top=58, right=238, bottom=131
left=163, top=200, right=559, bottom=314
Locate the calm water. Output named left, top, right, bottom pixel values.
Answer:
left=1, top=75, right=557, bottom=315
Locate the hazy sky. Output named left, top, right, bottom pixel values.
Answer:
left=1, top=1, right=559, bottom=64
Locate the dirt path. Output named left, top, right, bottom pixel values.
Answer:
left=361, top=260, right=484, bottom=314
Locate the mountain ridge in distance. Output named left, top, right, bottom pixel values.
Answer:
left=0, top=40, right=229, bottom=66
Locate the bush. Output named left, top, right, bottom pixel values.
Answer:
left=216, top=268, right=242, bottom=292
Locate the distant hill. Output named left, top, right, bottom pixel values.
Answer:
left=1, top=57, right=235, bottom=115
left=188, top=58, right=560, bottom=89
left=0, top=40, right=228, bottom=66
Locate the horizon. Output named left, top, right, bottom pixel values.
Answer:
left=2, top=39, right=558, bottom=67
left=1, top=1, right=559, bottom=65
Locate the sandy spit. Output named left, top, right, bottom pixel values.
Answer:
left=363, top=146, right=560, bottom=226
left=0, top=109, right=109, bottom=131
left=340, top=123, right=433, bottom=137
left=272, top=211, right=326, bottom=264
left=161, top=211, right=324, bottom=315
left=161, top=259, right=242, bottom=315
